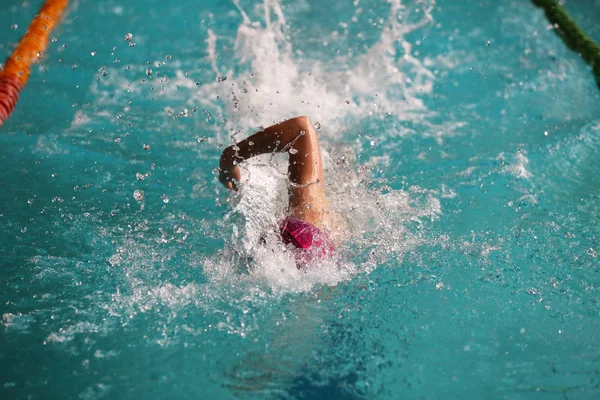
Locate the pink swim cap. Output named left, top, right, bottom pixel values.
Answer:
left=280, top=217, right=335, bottom=267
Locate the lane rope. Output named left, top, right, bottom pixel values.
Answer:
left=0, top=0, right=69, bottom=126
left=532, top=0, right=600, bottom=89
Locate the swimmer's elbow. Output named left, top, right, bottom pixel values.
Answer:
left=291, top=116, right=312, bottom=127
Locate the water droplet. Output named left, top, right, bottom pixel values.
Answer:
left=143, top=144, right=150, bottom=150
left=108, top=254, right=122, bottom=266
left=216, top=76, right=227, bottom=82
left=544, top=131, right=548, bottom=136
left=289, top=148, right=298, bottom=155
left=10, top=24, right=18, bottom=30
left=197, top=137, right=207, bottom=143
left=136, top=172, right=145, bottom=181
left=133, top=190, right=145, bottom=201
left=146, top=68, right=152, bottom=76
left=161, top=194, right=170, bottom=204
left=315, top=122, right=321, bottom=130
left=124, top=33, right=133, bottom=42
left=91, top=51, right=96, bottom=56
left=486, top=40, right=491, bottom=46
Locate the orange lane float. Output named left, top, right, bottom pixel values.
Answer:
left=0, top=0, right=69, bottom=126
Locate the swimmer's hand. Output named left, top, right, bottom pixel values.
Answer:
left=219, top=146, right=242, bottom=191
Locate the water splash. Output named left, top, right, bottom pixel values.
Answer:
left=65, top=0, right=444, bottom=332
left=195, top=0, right=438, bottom=136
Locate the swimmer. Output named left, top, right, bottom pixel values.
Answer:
left=219, top=116, right=339, bottom=264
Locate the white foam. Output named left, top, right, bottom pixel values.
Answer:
left=45, top=322, right=102, bottom=344
left=202, top=145, right=441, bottom=295
left=2, top=313, right=34, bottom=331
left=499, top=151, right=533, bottom=179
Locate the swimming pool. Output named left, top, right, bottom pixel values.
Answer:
left=1, top=0, right=599, bottom=398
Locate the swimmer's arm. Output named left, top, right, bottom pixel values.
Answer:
left=219, top=116, right=322, bottom=189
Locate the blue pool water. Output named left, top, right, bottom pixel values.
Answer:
left=1, top=0, right=600, bottom=398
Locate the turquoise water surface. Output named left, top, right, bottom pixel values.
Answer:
left=1, top=0, right=600, bottom=399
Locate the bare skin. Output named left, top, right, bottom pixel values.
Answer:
left=219, top=116, right=330, bottom=229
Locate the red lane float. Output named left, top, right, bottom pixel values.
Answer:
left=0, top=0, right=69, bottom=126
